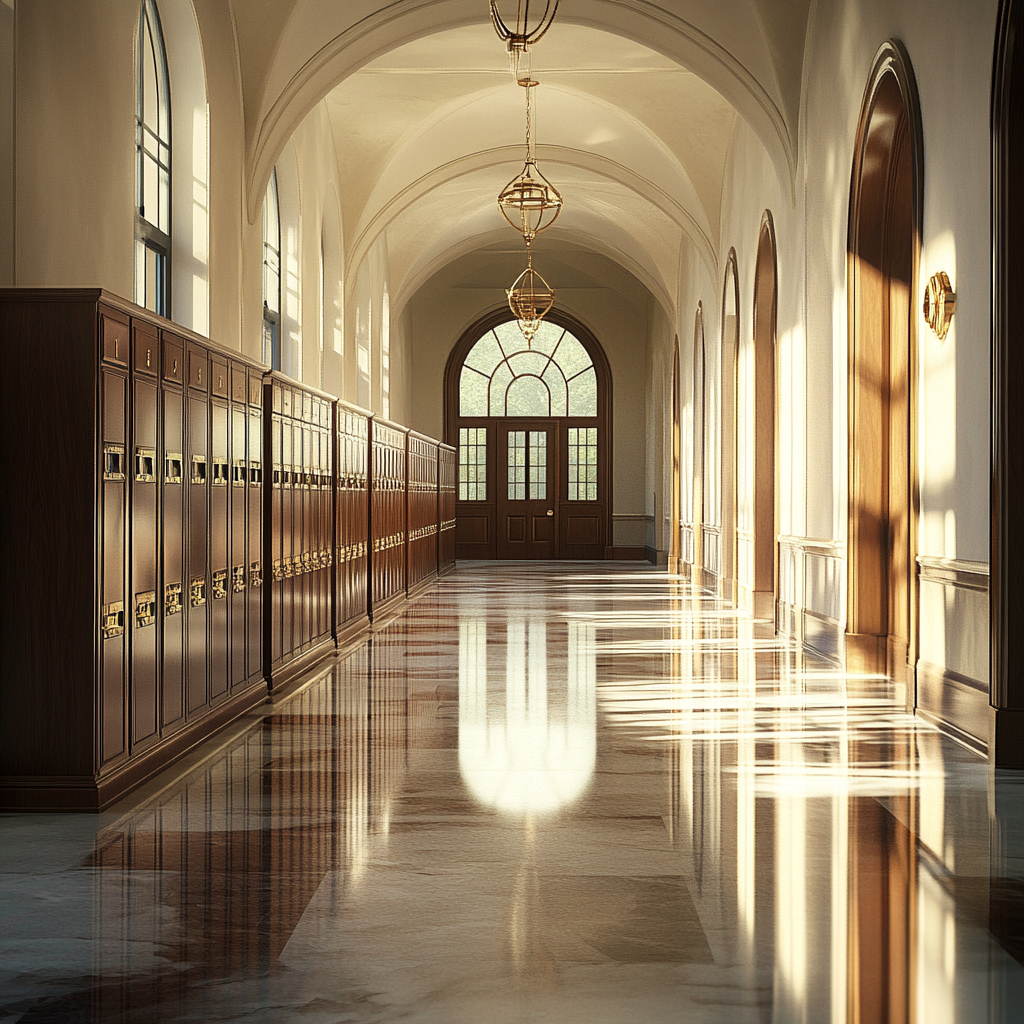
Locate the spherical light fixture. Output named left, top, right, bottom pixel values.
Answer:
left=507, top=253, right=555, bottom=346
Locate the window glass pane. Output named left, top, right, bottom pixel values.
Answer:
left=460, top=367, right=489, bottom=416
left=529, top=431, right=547, bottom=500
left=489, top=362, right=513, bottom=416
left=506, top=375, right=549, bottom=417
left=528, top=321, right=563, bottom=356
left=542, top=361, right=568, bottom=415
left=464, top=331, right=504, bottom=376
left=567, top=366, right=597, bottom=416
left=507, top=431, right=526, bottom=500
left=143, top=15, right=158, bottom=129
left=567, top=426, right=598, bottom=501
left=458, top=427, right=486, bottom=501
left=507, top=351, right=550, bottom=379
left=553, top=332, right=592, bottom=379
left=492, top=320, right=525, bottom=357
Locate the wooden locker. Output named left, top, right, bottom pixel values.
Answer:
left=186, top=355, right=209, bottom=716
left=129, top=320, right=159, bottom=750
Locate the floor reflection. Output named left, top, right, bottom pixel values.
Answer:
left=1, top=562, right=1023, bottom=1023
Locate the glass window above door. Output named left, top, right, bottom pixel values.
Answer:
left=460, top=320, right=598, bottom=417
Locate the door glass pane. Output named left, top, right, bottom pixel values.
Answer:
left=567, top=426, right=598, bottom=501
left=507, top=430, right=526, bottom=500
left=459, top=427, right=487, bottom=501
left=529, top=431, right=547, bottom=500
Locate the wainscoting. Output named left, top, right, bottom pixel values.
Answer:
left=778, top=536, right=844, bottom=662
left=916, top=556, right=990, bottom=753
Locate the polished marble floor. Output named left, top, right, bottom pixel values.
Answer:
left=3, top=561, right=1024, bottom=1023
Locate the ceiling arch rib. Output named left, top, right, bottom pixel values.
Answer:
left=242, top=0, right=804, bottom=221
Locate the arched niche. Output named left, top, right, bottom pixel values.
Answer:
left=747, top=212, right=778, bottom=622
left=720, top=250, right=740, bottom=603
left=690, top=303, right=706, bottom=582
left=670, top=337, right=682, bottom=575
left=846, top=42, right=922, bottom=683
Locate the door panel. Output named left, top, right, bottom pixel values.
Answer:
left=497, top=422, right=557, bottom=559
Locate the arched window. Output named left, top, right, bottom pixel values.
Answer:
left=262, top=168, right=281, bottom=369
left=135, top=0, right=171, bottom=316
left=445, top=311, right=611, bottom=560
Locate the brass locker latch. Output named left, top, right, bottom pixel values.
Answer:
left=212, top=569, right=228, bottom=600
left=135, top=591, right=156, bottom=628
left=250, top=561, right=263, bottom=588
left=135, top=447, right=156, bottom=483
left=103, top=444, right=126, bottom=481
left=212, top=460, right=229, bottom=487
left=272, top=464, right=283, bottom=487
left=191, top=455, right=207, bottom=484
left=190, top=576, right=206, bottom=607
left=250, top=461, right=262, bottom=485
left=232, top=565, right=245, bottom=593
left=232, top=460, right=246, bottom=487
left=165, top=581, right=183, bottom=616
left=272, top=559, right=283, bottom=582
left=101, top=601, right=124, bottom=639
left=165, top=452, right=183, bottom=484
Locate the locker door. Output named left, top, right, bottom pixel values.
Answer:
left=282, top=411, right=294, bottom=660
left=230, top=402, right=247, bottom=690
left=99, top=367, right=128, bottom=767
left=161, top=381, right=185, bottom=729
left=130, top=365, right=159, bottom=748
left=247, top=393, right=263, bottom=682
left=187, top=392, right=208, bottom=714
left=271, top=408, right=284, bottom=665
left=209, top=399, right=229, bottom=700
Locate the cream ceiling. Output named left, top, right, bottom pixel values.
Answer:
left=228, top=0, right=813, bottom=314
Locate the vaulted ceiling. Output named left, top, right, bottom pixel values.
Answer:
left=228, top=0, right=813, bottom=313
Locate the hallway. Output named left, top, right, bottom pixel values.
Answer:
left=2, top=562, right=1023, bottom=1022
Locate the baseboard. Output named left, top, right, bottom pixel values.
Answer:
left=406, top=574, right=436, bottom=600
left=0, top=680, right=267, bottom=812
left=916, top=660, right=989, bottom=754
left=644, top=546, right=668, bottom=566
left=369, top=590, right=407, bottom=626
left=267, top=636, right=337, bottom=699
left=803, top=609, right=842, bottom=663
left=604, top=546, right=648, bottom=561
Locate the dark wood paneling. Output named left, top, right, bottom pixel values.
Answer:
left=370, top=420, right=408, bottom=617
left=407, top=433, right=439, bottom=594
left=335, top=402, right=370, bottom=636
left=0, top=291, right=267, bottom=812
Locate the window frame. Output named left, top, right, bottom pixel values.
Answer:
left=135, top=0, right=172, bottom=317
left=262, top=168, right=282, bottom=370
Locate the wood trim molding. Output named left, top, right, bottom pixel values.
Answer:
left=916, top=555, right=990, bottom=591
left=778, top=535, right=844, bottom=558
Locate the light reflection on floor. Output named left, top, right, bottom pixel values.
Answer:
left=1, top=560, right=1023, bottom=1023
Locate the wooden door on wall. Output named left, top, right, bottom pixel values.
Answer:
left=447, top=313, right=612, bottom=561
left=497, top=421, right=556, bottom=558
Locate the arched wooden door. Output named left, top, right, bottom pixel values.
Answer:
left=445, top=310, right=612, bottom=560
left=847, top=43, right=922, bottom=683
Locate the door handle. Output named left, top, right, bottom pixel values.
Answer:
left=546, top=510, right=553, bottom=516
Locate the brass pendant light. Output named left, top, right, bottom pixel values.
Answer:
left=490, top=0, right=560, bottom=78
left=507, top=249, right=555, bottom=345
left=497, top=77, right=562, bottom=247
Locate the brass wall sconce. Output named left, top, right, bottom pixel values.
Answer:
left=923, top=271, right=956, bottom=340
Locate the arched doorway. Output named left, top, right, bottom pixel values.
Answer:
left=846, top=43, right=922, bottom=683
left=992, top=0, right=1024, bottom=765
left=689, top=305, right=706, bottom=582
left=721, top=252, right=740, bottom=603
left=445, top=310, right=612, bottom=560
left=670, top=337, right=682, bottom=574
left=750, top=214, right=778, bottom=622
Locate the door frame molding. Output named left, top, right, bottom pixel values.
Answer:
left=845, top=40, right=923, bottom=680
